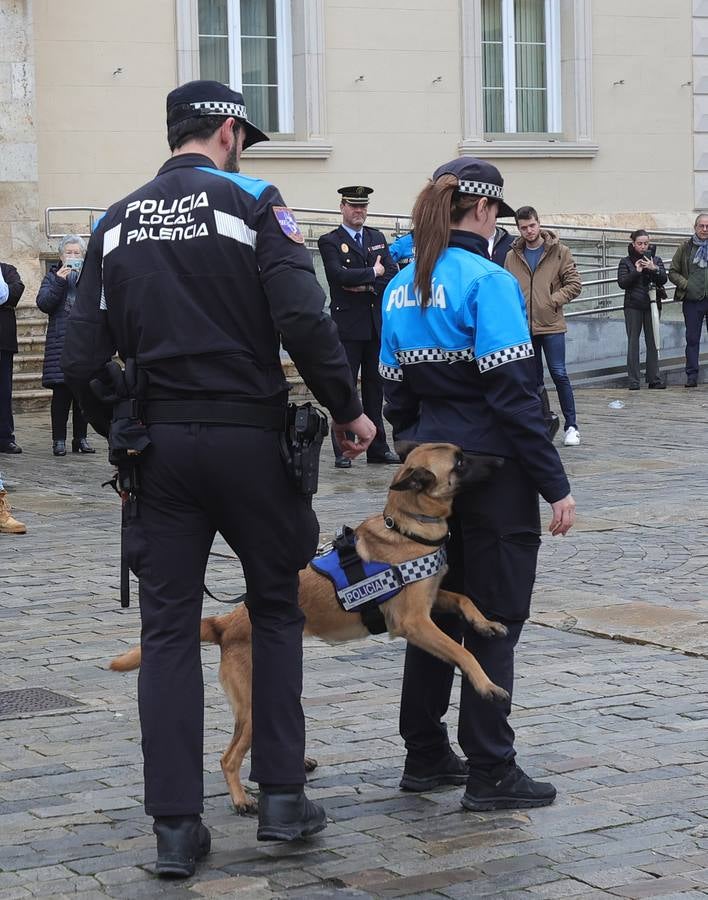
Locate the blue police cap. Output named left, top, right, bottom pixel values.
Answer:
left=432, top=157, right=515, bottom=219
left=166, top=80, right=269, bottom=149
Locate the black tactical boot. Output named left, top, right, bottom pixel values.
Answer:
left=462, top=762, right=556, bottom=811
left=153, top=815, right=211, bottom=878
left=257, top=789, right=327, bottom=841
left=400, top=749, right=469, bottom=792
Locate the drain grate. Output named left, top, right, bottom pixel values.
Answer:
left=0, top=687, right=82, bottom=719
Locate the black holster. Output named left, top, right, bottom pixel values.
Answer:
left=281, top=402, right=328, bottom=496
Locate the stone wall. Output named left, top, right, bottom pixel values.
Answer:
left=0, top=0, right=41, bottom=298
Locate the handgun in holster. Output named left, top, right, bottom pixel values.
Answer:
left=91, top=359, right=151, bottom=608
left=282, top=402, right=329, bottom=496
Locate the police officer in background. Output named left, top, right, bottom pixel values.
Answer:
left=61, top=80, right=375, bottom=878
left=318, top=186, right=399, bottom=468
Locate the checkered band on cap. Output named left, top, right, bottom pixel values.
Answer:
left=457, top=180, right=504, bottom=200
left=477, top=342, right=534, bottom=372
left=189, top=100, right=248, bottom=119
left=394, top=347, right=476, bottom=366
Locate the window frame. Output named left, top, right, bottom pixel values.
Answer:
left=462, top=0, right=597, bottom=158
left=176, top=0, right=331, bottom=158
left=482, top=0, right=561, bottom=136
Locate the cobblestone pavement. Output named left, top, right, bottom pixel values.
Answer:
left=3, top=387, right=708, bottom=898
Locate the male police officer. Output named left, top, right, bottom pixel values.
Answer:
left=318, top=186, right=398, bottom=468
left=61, top=80, right=375, bottom=878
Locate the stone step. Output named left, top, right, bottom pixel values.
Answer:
left=12, top=388, right=52, bottom=413
left=13, top=353, right=44, bottom=375
left=13, top=371, right=45, bottom=393
left=17, top=335, right=47, bottom=355
left=15, top=316, right=48, bottom=337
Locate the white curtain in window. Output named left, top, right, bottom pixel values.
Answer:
left=481, top=0, right=504, bottom=133
left=514, top=0, right=546, bottom=132
left=240, top=0, right=279, bottom=132
left=198, top=0, right=229, bottom=84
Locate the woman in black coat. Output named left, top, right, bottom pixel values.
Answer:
left=617, top=229, right=668, bottom=390
left=36, top=235, right=95, bottom=456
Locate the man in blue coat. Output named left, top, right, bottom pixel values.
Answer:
left=318, top=186, right=399, bottom=467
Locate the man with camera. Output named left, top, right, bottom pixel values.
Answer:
left=62, top=79, right=374, bottom=878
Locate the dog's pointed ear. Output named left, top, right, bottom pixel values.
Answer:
left=393, top=441, right=418, bottom=462
left=390, top=466, right=436, bottom=493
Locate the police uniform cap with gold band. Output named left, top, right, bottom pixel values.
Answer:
left=432, top=157, right=515, bottom=220
left=338, top=185, right=374, bottom=206
left=166, top=79, right=269, bottom=150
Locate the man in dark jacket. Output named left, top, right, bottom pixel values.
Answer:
left=318, top=186, right=399, bottom=467
left=669, top=213, right=708, bottom=387
left=0, top=261, right=25, bottom=454
left=61, top=80, right=375, bottom=878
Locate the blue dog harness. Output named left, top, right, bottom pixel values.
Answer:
left=309, top=526, right=447, bottom=634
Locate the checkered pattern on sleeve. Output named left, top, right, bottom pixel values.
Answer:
left=477, top=341, right=534, bottom=373
left=457, top=180, right=504, bottom=200
left=394, top=347, right=476, bottom=366
left=190, top=101, right=248, bottom=119
left=379, top=362, right=403, bottom=382
left=397, top=547, right=447, bottom=584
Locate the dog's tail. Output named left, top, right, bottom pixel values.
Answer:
left=109, top=615, right=225, bottom=672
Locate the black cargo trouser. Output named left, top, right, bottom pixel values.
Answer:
left=399, top=458, right=541, bottom=771
left=124, top=423, right=318, bottom=816
left=331, top=337, right=390, bottom=460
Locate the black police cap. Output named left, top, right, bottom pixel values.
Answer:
left=338, top=185, right=374, bottom=206
left=166, top=80, right=269, bottom=150
left=432, top=157, right=515, bottom=219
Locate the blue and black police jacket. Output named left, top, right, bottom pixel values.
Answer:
left=379, top=230, right=569, bottom=504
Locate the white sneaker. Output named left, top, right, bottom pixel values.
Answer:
left=563, top=426, right=581, bottom=447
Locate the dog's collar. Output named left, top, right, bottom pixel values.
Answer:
left=383, top=514, right=449, bottom=546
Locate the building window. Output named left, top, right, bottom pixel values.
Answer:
left=197, top=0, right=293, bottom=133
left=481, top=0, right=560, bottom=134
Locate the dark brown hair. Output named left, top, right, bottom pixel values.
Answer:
left=168, top=116, right=242, bottom=152
left=411, top=174, right=485, bottom=306
left=514, top=205, right=539, bottom=224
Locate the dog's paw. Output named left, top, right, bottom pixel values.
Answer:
left=304, top=756, right=318, bottom=773
left=233, top=794, right=258, bottom=816
left=481, top=682, right=510, bottom=704
left=475, top=619, right=508, bottom=639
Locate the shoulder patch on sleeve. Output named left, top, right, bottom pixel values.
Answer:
left=272, top=206, right=305, bottom=244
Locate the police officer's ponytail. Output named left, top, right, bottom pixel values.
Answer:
left=412, top=174, right=482, bottom=307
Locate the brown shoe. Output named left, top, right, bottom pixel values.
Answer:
left=0, top=489, right=26, bottom=534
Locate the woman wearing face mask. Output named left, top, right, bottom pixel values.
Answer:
left=36, top=234, right=95, bottom=456
left=379, top=158, right=575, bottom=812
left=617, top=229, right=668, bottom=390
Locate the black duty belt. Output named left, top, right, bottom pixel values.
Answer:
left=142, top=400, right=286, bottom=429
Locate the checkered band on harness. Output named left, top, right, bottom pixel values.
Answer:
left=477, top=341, right=534, bottom=372
left=395, top=347, right=476, bottom=366
left=457, top=180, right=504, bottom=200
left=336, top=546, right=447, bottom=611
left=378, top=362, right=403, bottom=382
left=190, top=101, right=248, bottom=119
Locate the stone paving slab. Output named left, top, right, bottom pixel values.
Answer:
left=3, top=388, right=708, bottom=896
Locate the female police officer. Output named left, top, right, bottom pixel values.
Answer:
left=379, top=158, right=575, bottom=811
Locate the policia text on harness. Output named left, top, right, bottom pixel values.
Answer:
left=91, top=360, right=329, bottom=607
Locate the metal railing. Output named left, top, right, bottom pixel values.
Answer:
left=44, top=205, right=690, bottom=318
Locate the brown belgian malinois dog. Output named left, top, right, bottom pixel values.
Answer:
left=110, top=442, right=509, bottom=813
